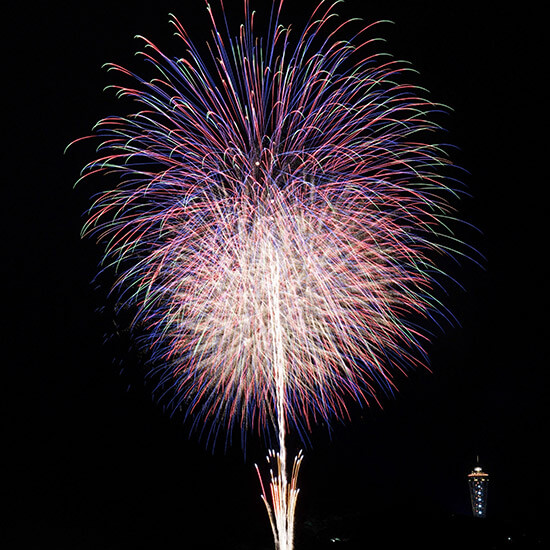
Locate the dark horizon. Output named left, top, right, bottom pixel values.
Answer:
left=5, top=1, right=545, bottom=548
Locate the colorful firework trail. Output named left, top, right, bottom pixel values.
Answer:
left=74, top=0, right=464, bottom=548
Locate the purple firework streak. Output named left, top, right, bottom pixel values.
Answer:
left=73, top=1, right=465, bottom=547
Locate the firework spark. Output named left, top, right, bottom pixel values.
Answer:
left=74, top=0, right=463, bottom=547
left=257, top=449, right=303, bottom=550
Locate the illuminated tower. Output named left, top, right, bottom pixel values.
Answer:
left=467, top=458, right=489, bottom=518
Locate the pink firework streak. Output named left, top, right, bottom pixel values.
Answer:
left=73, top=1, right=465, bottom=548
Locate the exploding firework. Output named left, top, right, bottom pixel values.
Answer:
left=74, top=1, right=464, bottom=548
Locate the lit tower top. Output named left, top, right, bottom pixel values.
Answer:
left=467, top=458, right=489, bottom=518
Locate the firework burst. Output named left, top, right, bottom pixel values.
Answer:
left=74, top=1, right=464, bottom=547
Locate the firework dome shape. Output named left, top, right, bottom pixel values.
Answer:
left=75, top=0, right=463, bottom=453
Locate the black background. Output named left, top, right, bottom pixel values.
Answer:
left=5, top=1, right=546, bottom=548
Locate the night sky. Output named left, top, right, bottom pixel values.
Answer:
left=6, top=1, right=546, bottom=548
